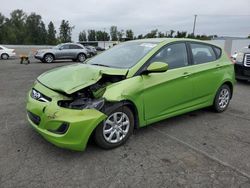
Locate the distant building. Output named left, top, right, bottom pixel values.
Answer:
left=209, top=37, right=250, bottom=55
left=78, top=41, right=119, bottom=49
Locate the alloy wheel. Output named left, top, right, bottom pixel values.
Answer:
left=218, top=88, right=230, bottom=109
left=103, top=112, right=130, bottom=144
left=45, top=54, right=53, bottom=63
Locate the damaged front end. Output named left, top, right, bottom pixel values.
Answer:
left=56, top=74, right=125, bottom=111
left=26, top=65, right=127, bottom=151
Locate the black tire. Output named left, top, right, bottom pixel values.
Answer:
left=43, top=54, right=54, bottom=63
left=77, top=53, right=86, bottom=62
left=1, top=53, right=9, bottom=60
left=94, top=106, right=134, bottom=149
left=213, top=84, right=231, bottom=113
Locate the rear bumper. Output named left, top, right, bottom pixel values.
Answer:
left=90, top=51, right=97, bottom=56
left=235, top=64, right=250, bottom=81
left=86, top=53, right=91, bottom=58
left=8, top=52, right=16, bottom=58
left=26, top=82, right=107, bottom=151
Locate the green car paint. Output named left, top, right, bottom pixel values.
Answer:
left=146, top=62, right=168, bottom=73
left=38, top=63, right=128, bottom=94
left=26, top=38, right=235, bottom=151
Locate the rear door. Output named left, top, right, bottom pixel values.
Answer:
left=69, top=44, right=83, bottom=59
left=187, top=42, right=224, bottom=104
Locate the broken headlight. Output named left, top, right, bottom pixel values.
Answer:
left=58, top=98, right=105, bottom=110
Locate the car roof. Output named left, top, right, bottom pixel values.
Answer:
left=127, top=38, right=221, bottom=48
left=61, top=43, right=82, bottom=45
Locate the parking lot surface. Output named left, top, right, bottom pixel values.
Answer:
left=0, top=57, right=250, bottom=188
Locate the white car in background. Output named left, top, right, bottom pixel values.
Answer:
left=0, top=45, right=16, bottom=60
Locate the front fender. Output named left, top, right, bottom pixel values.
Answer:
left=102, top=76, right=146, bottom=127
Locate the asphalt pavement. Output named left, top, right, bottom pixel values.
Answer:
left=0, top=56, right=250, bottom=188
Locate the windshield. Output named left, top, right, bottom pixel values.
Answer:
left=53, top=44, right=63, bottom=49
left=87, top=42, right=158, bottom=68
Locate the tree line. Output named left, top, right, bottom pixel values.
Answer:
left=0, top=10, right=73, bottom=45
left=1, top=9, right=248, bottom=45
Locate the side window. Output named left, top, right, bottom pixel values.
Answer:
left=149, top=43, right=188, bottom=69
left=213, top=46, right=222, bottom=58
left=70, top=44, right=82, bottom=49
left=0, top=47, right=3, bottom=50
left=190, top=43, right=217, bottom=64
left=61, top=44, right=69, bottom=50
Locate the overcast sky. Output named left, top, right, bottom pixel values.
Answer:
left=0, top=0, right=250, bottom=41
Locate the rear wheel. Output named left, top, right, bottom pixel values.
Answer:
left=77, top=53, right=86, bottom=62
left=1, top=53, right=9, bottom=60
left=213, top=84, right=231, bottom=112
left=94, top=106, right=134, bottom=149
left=43, top=54, right=54, bottom=63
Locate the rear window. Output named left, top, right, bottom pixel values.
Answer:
left=213, top=46, right=222, bottom=58
left=190, top=43, right=217, bottom=64
left=70, top=44, right=82, bottom=49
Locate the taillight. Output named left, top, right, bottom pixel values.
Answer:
left=227, top=53, right=235, bottom=64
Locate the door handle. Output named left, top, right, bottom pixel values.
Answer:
left=216, top=64, right=222, bottom=69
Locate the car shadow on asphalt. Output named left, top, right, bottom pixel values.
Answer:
left=236, top=80, right=250, bottom=85
left=26, top=108, right=211, bottom=157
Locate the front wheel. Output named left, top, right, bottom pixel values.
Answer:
left=94, top=106, right=134, bottom=149
left=213, top=84, right=231, bottom=113
left=43, top=54, right=54, bottom=63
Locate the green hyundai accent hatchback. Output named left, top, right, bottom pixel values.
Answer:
left=26, top=38, right=235, bottom=151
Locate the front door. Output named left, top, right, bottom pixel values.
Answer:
left=55, top=44, right=70, bottom=59
left=142, top=42, right=194, bottom=123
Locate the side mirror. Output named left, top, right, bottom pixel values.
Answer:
left=59, top=47, right=62, bottom=50
left=143, top=62, right=168, bottom=74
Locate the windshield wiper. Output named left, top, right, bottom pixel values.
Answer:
left=91, top=63, right=110, bottom=67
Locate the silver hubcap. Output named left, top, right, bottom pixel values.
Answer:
left=2, top=54, right=8, bottom=59
left=103, top=112, right=130, bottom=144
left=218, top=88, right=230, bottom=109
left=78, top=54, right=85, bottom=62
left=45, top=55, right=53, bottom=63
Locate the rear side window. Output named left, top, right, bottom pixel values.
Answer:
left=70, top=44, right=82, bottom=49
left=213, top=46, right=222, bottom=58
left=190, top=43, right=217, bottom=64
left=149, top=43, right=188, bottom=70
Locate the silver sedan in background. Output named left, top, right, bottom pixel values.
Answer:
left=0, top=45, right=16, bottom=60
left=35, top=43, right=89, bottom=63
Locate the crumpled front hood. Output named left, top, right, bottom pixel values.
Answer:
left=37, top=63, right=128, bottom=94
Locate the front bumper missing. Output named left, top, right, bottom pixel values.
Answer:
left=26, top=82, right=107, bottom=151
